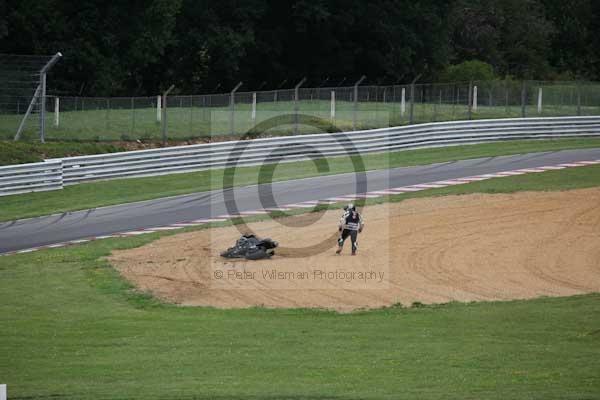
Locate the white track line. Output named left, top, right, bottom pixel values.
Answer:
left=340, top=194, right=381, bottom=199
left=300, top=200, right=339, bottom=205
left=217, top=214, right=244, bottom=219
left=433, top=180, right=467, bottom=186
left=17, top=248, right=38, bottom=253
left=391, top=187, right=425, bottom=192
left=494, top=171, right=526, bottom=176
left=558, top=163, right=582, bottom=167
left=454, top=177, right=490, bottom=182
left=326, top=197, right=354, bottom=201
left=370, top=190, right=400, bottom=195
left=94, top=235, right=117, bottom=240
left=516, top=168, right=546, bottom=173
left=411, top=183, right=447, bottom=189
left=171, top=223, right=202, bottom=227
left=69, top=239, right=90, bottom=244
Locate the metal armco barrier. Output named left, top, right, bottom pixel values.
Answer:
left=1, top=116, right=600, bottom=196
left=0, top=160, right=63, bottom=196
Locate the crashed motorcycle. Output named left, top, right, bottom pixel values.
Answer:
left=220, top=234, right=278, bottom=260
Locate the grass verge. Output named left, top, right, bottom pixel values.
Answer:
left=0, top=141, right=126, bottom=165
left=1, top=137, right=600, bottom=222
left=1, top=165, right=600, bottom=399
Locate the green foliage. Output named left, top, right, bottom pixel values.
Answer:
left=1, top=0, right=183, bottom=96
left=542, top=0, right=600, bottom=80
left=441, top=60, right=497, bottom=82
left=448, top=0, right=555, bottom=79
left=2, top=1, right=599, bottom=93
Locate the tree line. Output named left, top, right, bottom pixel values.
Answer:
left=1, top=0, right=598, bottom=96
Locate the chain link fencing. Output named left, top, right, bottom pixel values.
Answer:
left=0, top=54, right=62, bottom=141
left=2, top=80, right=600, bottom=142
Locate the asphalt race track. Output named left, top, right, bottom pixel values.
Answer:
left=1, top=148, right=600, bottom=254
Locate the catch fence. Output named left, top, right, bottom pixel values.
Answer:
left=2, top=80, right=600, bottom=142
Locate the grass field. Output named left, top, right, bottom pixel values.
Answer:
left=2, top=98, right=598, bottom=142
left=1, top=165, right=600, bottom=399
left=1, top=137, right=600, bottom=222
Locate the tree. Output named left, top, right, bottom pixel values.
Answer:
left=441, top=60, right=496, bottom=82
left=542, top=0, right=599, bottom=80
left=0, top=0, right=182, bottom=95
left=0, top=0, right=7, bottom=41
left=448, top=0, right=504, bottom=68
left=448, top=0, right=554, bottom=79
left=3, top=0, right=595, bottom=96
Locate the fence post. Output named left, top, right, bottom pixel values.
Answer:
left=504, top=80, right=509, bottom=114
left=432, top=89, right=438, bottom=122
left=157, top=95, right=162, bottom=122
left=274, top=79, right=287, bottom=102
left=409, top=84, right=415, bottom=123
left=434, top=90, right=442, bottom=122
left=229, top=81, right=243, bottom=135
left=576, top=81, right=582, bottom=116
left=189, top=96, right=193, bottom=136
left=251, top=92, right=257, bottom=124
left=409, top=74, right=421, bottom=124
left=330, top=90, right=335, bottom=123
left=39, top=72, right=47, bottom=142
left=131, top=97, right=135, bottom=134
left=521, top=81, right=527, bottom=118
left=453, top=86, right=459, bottom=116
left=353, top=75, right=366, bottom=130
left=105, top=98, right=110, bottom=130
left=54, top=97, right=59, bottom=127
left=401, top=87, right=406, bottom=116
left=162, top=84, right=175, bottom=144
left=537, top=87, right=543, bottom=114
left=468, top=81, right=473, bottom=120
left=14, top=85, right=41, bottom=141
left=294, top=77, right=307, bottom=135
left=472, top=85, right=478, bottom=112
left=38, top=52, right=61, bottom=143
left=392, top=85, right=396, bottom=116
